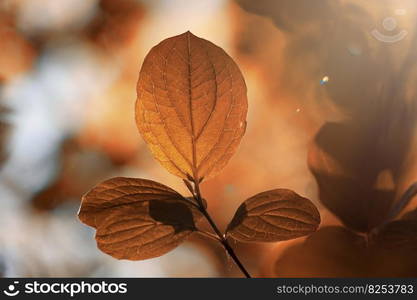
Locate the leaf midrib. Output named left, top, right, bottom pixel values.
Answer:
left=187, top=32, right=199, bottom=181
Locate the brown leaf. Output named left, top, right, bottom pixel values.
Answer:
left=226, top=189, right=320, bottom=242
left=308, top=122, right=395, bottom=232
left=371, top=220, right=417, bottom=276
left=376, top=220, right=417, bottom=250
left=271, top=226, right=417, bottom=277
left=136, top=31, right=248, bottom=181
left=79, top=177, right=202, bottom=260
left=403, top=207, right=417, bottom=221
left=273, top=226, right=368, bottom=277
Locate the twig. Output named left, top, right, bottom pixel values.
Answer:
left=189, top=180, right=252, bottom=278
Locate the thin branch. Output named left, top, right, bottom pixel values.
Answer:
left=187, top=180, right=252, bottom=278
left=183, top=196, right=201, bottom=211
left=183, top=179, right=195, bottom=195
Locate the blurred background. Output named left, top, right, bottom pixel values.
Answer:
left=1, top=0, right=417, bottom=277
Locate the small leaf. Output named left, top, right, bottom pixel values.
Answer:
left=226, top=189, right=320, bottom=242
left=183, top=179, right=195, bottom=194
left=79, top=177, right=202, bottom=260
left=136, top=31, right=248, bottom=181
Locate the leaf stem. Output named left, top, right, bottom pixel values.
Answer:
left=196, top=230, right=222, bottom=242
left=191, top=180, right=251, bottom=278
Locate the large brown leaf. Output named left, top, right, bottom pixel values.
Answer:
left=273, top=226, right=368, bottom=277
left=79, top=177, right=202, bottom=260
left=226, top=189, right=320, bottom=242
left=272, top=225, right=417, bottom=277
left=376, top=220, right=417, bottom=250
left=136, top=31, right=248, bottom=181
left=308, top=122, right=395, bottom=232
left=403, top=207, right=417, bottom=221
left=377, top=200, right=417, bottom=251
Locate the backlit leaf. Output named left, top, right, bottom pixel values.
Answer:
left=226, top=189, right=320, bottom=242
left=136, top=31, right=248, bottom=181
left=79, top=177, right=202, bottom=260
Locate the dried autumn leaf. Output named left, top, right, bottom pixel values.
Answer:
left=226, top=189, right=320, bottom=242
left=79, top=177, right=202, bottom=260
left=136, top=31, right=248, bottom=181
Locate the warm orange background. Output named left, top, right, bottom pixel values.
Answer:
left=0, top=0, right=416, bottom=277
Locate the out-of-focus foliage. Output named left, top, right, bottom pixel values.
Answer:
left=1, top=0, right=417, bottom=277
left=0, top=0, right=227, bottom=277
left=233, top=0, right=417, bottom=276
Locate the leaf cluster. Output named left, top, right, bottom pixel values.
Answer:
left=79, top=32, right=321, bottom=275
